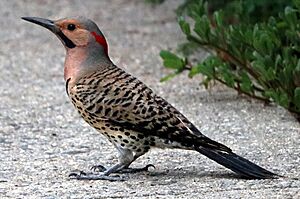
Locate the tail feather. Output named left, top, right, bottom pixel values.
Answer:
left=196, top=146, right=278, bottom=179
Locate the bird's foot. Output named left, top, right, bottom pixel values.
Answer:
left=91, top=164, right=155, bottom=174
left=69, top=171, right=125, bottom=181
left=116, top=164, right=155, bottom=174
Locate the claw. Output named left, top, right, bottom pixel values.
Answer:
left=145, top=164, right=155, bottom=171
left=91, top=165, right=106, bottom=172
left=69, top=171, right=87, bottom=178
left=68, top=172, right=79, bottom=178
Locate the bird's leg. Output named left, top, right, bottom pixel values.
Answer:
left=69, top=147, right=152, bottom=180
left=109, top=150, right=155, bottom=174
left=101, top=148, right=154, bottom=174
left=69, top=148, right=132, bottom=181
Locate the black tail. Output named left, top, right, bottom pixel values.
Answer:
left=195, top=146, right=278, bottom=179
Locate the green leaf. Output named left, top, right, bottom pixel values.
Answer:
left=160, top=50, right=181, bottom=60
left=194, top=15, right=210, bottom=40
left=163, top=59, right=184, bottom=69
left=178, top=17, right=191, bottom=35
left=160, top=50, right=185, bottom=70
left=213, top=11, right=224, bottom=27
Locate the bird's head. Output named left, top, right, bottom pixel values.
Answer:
left=22, top=16, right=112, bottom=83
left=22, top=16, right=108, bottom=57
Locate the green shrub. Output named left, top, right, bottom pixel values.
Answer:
left=160, top=0, right=300, bottom=120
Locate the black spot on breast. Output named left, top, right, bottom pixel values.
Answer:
left=130, top=135, right=136, bottom=140
left=118, top=135, right=122, bottom=139
left=123, top=139, right=129, bottom=143
left=124, top=132, right=130, bottom=136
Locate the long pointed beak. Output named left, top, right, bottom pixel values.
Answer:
left=22, top=17, right=58, bottom=32
left=22, top=16, right=76, bottom=49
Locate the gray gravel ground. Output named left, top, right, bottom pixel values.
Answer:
left=0, top=0, right=299, bottom=198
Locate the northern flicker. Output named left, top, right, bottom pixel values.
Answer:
left=22, top=16, right=278, bottom=181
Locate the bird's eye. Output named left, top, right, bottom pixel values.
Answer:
left=67, top=24, right=76, bottom=31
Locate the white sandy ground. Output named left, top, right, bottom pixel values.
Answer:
left=0, top=0, right=299, bottom=198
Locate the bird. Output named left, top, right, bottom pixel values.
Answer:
left=22, top=16, right=278, bottom=181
